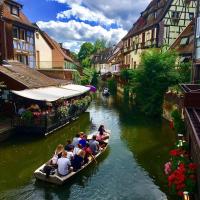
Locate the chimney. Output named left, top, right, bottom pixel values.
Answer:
left=59, top=43, right=63, bottom=48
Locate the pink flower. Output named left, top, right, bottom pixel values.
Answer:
left=164, top=162, right=172, bottom=175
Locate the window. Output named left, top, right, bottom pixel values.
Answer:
left=36, top=51, right=40, bottom=68
left=36, top=32, right=39, bottom=39
left=17, top=54, right=28, bottom=65
left=189, top=12, right=194, bottom=20
left=13, top=26, right=19, bottom=38
left=20, top=29, right=26, bottom=40
left=172, top=11, right=180, bottom=19
left=180, top=37, right=189, bottom=45
left=134, top=62, right=137, bottom=69
left=11, top=6, right=19, bottom=16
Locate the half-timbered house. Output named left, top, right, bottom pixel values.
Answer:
left=91, top=48, right=113, bottom=75
left=0, top=0, right=36, bottom=67
left=122, top=0, right=197, bottom=69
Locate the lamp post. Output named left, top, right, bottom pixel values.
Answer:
left=183, top=191, right=190, bottom=200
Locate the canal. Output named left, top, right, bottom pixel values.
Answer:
left=0, top=94, right=176, bottom=200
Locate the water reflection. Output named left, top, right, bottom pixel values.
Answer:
left=0, top=95, right=176, bottom=200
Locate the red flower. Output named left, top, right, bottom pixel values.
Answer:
left=189, top=163, right=198, bottom=171
left=177, top=191, right=184, bottom=197
left=170, top=149, right=183, bottom=156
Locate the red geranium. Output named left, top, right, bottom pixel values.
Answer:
left=169, top=149, right=183, bottom=156
left=189, top=163, right=198, bottom=171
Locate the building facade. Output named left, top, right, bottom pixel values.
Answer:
left=0, top=0, right=36, bottom=67
left=34, top=29, right=78, bottom=81
left=122, top=0, right=197, bottom=69
left=91, top=48, right=113, bottom=75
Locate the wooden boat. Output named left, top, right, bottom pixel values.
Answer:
left=34, top=130, right=110, bottom=185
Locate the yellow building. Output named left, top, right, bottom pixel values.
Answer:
left=122, top=0, right=197, bottom=69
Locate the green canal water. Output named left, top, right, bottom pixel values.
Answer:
left=0, top=95, right=176, bottom=200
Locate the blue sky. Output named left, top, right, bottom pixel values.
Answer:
left=18, top=0, right=151, bottom=52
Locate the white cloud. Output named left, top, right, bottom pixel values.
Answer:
left=53, top=0, right=152, bottom=30
left=57, top=3, right=116, bottom=27
left=39, top=0, right=152, bottom=52
left=37, top=20, right=127, bottom=52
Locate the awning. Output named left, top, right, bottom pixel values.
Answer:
left=61, top=84, right=90, bottom=94
left=12, top=85, right=90, bottom=102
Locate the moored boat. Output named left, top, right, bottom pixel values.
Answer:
left=102, top=88, right=110, bottom=96
left=34, top=130, right=111, bottom=185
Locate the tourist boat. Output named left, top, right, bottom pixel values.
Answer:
left=34, top=130, right=110, bottom=185
left=102, top=88, right=110, bottom=96
left=12, top=84, right=92, bottom=136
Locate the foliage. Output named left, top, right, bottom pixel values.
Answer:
left=132, top=49, right=180, bottom=117
left=171, top=109, right=185, bottom=135
left=57, top=107, right=69, bottom=119
left=177, top=61, right=191, bottom=83
left=72, top=71, right=81, bottom=85
left=90, top=71, right=99, bottom=87
left=81, top=68, right=99, bottom=86
left=78, top=42, right=94, bottom=62
left=108, top=78, right=117, bottom=95
left=81, top=57, right=91, bottom=68
left=21, top=111, right=33, bottom=122
left=93, top=39, right=107, bottom=53
left=120, top=69, right=133, bottom=82
left=123, top=86, right=130, bottom=101
left=165, top=144, right=197, bottom=197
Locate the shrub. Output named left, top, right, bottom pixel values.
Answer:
left=171, top=109, right=185, bottom=135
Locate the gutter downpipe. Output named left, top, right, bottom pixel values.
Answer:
left=192, top=0, right=200, bottom=83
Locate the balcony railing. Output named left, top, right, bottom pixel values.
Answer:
left=13, top=39, right=34, bottom=53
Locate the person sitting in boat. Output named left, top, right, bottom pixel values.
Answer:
left=96, top=131, right=109, bottom=148
left=72, top=133, right=81, bottom=147
left=57, top=151, right=72, bottom=176
left=73, top=143, right=82, bottom=155
left=89, top=135, right=100, bottom=155
left=83, top=143, right=97, bottom=164
left=65, top=140, right=74, bottom=151
left=71, top=144, right=85, bottom=171
left=50, top=144, right=64, bottom=166
left=98, top=125, right=107, bottom=134
left=79, top=134, right=87, bottom=148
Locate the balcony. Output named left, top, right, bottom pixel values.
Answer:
left=13, top=39, right=34, bottom=53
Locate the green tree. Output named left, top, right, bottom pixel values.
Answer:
left=108, top=78, right=117, bottom=95
left=78, top=42, right=94, bottom=62
left=178, top=61, right=191, bottom=83
left=133, top=49, right=180, bottom=117
left=93, top=39, right=107, bottom=53
left=91, top=71, right=99, bottom=87
left=81, top=57, right=91, bottom=68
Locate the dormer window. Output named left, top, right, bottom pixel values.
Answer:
left=180, top=37, right=189, bottom=45
left=11, top=6, right=19, bottom=16
left=189, top=12, right=194, bottom=20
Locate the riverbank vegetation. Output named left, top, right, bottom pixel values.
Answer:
left=120, top=49, right=191, bottom=117
left=73, top=39, right=109, bottom=87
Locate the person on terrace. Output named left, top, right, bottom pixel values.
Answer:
left=18, top=105, right=26, bottom=116
left=28, top=103, right=41, bottom=112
